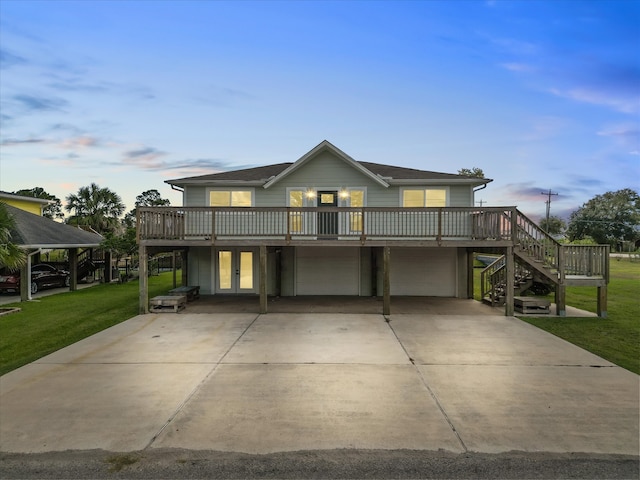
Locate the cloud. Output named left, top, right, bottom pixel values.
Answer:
left=57, top=136, right=100, bottom=149
left=0, top=137, right=47, bottom=146
left=551, top=87, right=639, bottom=114
left=597, top=124, right=640, bottom=151
left=0, top=48, right=27, bottom=69
left=12, top=94, right=68, bottom=112
left=521, top=116, right=569, bottom=141
left=121, top=147, right=168, bottom=169
left=500, top=62, right=536, bottom=73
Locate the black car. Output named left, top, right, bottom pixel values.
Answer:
left=0, top=264, right=70, bottom=294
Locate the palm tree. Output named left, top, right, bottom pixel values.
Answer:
left=0, top=202, right=26, bottom=270
left=65, top=183, right=125, bottom=234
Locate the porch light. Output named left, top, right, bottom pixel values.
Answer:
left=339, top=189, right=349, bottom=199
left=305, top=189, right=316, bottom=199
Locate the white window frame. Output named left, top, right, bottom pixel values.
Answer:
left=400, top=187, right=449, bottom=207
left=207, top=188, right=255, bottom=207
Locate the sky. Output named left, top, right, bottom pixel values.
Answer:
left=1, top=0, right=638, bottom=222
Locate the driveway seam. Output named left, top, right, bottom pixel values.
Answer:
left=384, top=315, right=468, bottom=453
left=142, top=312, right=262, bottom=450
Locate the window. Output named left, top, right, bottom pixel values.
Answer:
left=209, top=190, right=253, bottom=207
left=402, top=188, right=447, bottom=207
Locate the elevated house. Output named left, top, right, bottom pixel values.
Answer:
left=137, top=140, right=609, bottom=316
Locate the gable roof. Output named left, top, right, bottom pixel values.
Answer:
left=166, top=140, right=492, bottom=188
left=3, top=203, right=103, bottom=249
left=262, top=140, right=390, bottom=189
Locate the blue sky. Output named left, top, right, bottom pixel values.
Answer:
left=1, top=0, right=638, bottom=220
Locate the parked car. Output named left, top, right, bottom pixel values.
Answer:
left=0, top=264, right=70, bottom=294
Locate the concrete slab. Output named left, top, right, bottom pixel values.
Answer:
left=420, top=364, right=640, bottom=455
left=35, top=313, right=258, bottom=364
left=0, top=363, right=214, bottom=453
left=223, top=314, right=410, bottom=364
left=1, top=310, right=638, bottom=457
left=389, top=315, right=614, bottom=366
left=152, top=364, right=464, bottom=453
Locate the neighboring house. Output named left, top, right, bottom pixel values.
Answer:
left=137, top=140, right=609, bottom=316
left=1, top=202, right=103, bottom=300
left=0, top=191, right=51, bottom=216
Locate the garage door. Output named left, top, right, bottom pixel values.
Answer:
left=391, top=248, right=456, bottom=296
left=296, top=247, right=359, bottom=295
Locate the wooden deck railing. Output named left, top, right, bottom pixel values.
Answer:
left=137, top=206, right=516, bottom=242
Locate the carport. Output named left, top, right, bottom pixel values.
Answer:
left=3, top=204, right=102, bottom=301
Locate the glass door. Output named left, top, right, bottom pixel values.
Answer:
left=216, top=248, right=257, bottom=293
left=317, top=191, right=338, bottom=236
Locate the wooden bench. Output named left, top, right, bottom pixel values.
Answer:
left=150, top=295, right=186, bottom=313
left=168, top=286, right=200, bottom=302
left=514, top=296, right=550, bottom=314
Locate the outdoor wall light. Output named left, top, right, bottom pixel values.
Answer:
left=339, top=189, right=349, bottom=199
left=305, top=189, right=316, bottom=199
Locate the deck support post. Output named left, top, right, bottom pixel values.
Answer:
left=181, top=250, right=188, bottom=287
left=505, top=246, right=514, bottom=316
left=259, top=245, right=268, bottom=314
left=597, top=285, right=607, bottom=318
left=555, top=284, right=566, bottom=317
left=467, top=248, right=474, bottom=299
left=68, top=248, right=78, bottom=291
left=139, top=243, right=148, bottom=314
left=383, top=246, right=391, bottom=316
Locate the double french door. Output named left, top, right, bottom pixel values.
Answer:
left=215, top=248, right=257, bottom=293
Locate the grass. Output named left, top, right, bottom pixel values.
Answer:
left=0, top=272, right=177, bottom=376
left=520, top=259, right=640, bottom=374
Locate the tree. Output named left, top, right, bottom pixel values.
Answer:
left=0, top=203, right=25, bottom=270
left=123, top=189, right=171, bottom=228
left=566, top=189, right=640, bottom=248
left=65, top=183, right=125, bottom=234
left=539, top=215, right=566, bottom=236
left=458, top=167, right=485, bottom=178
left=13, top=187, right=64, bottom=220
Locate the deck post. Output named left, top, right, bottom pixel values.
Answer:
left=259, top=245, right=268, bottom=314
left=597, top=285, right=607, bottom=318
left=505, top=246, right=514, bottom=316
left=181, top=250, right=188, bottom=286
left=383, top=246, right=391, bottom=316
left=467, top=248, right=474, bottom=299
left=139, top=243, right=148, bottom=314
left=555, top=284, right=566, bottom=316
left=68, top=248, right=78, bottom=291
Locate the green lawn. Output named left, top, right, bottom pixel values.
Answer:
left=520, top=259, right=640, bottom=374
left=0, top=272, right=176, bottom=376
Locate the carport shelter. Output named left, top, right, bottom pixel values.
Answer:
left=3, top=204, right=103, bottom=301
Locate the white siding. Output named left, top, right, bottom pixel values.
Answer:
left=296, top=247, right=359, bottom=295
left=390, top=248, right=456, bottom=296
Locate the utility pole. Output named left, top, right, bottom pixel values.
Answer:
left=541, top=189, right=559, bottom=228
left=476, top=199, right=486, bottom=207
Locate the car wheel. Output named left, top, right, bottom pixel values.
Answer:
left=31, top=282, right=38, bottom=294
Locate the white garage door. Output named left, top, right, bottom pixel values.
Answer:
left=391, top=248, right=456, bottom=296
left=296, top=247, right=359, bottom=295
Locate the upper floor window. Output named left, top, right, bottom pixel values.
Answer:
left=402, top=188, right=448, bottom=207
left=209, top=190, right=253, bottom=207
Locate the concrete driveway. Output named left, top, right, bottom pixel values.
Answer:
left=1, top=310, right=638, bottom=457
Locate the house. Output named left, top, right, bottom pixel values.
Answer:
left=137, top=140, right=609, bottom=316
left=0, top=191, right=51, bottom=216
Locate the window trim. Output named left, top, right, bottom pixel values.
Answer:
left=400, top=187, right=449, bottom=207
left=206, top=188, right=255, bottom=207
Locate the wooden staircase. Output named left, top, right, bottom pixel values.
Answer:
left=480, top=209, right=609, bottom=316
